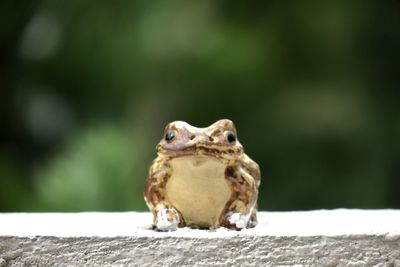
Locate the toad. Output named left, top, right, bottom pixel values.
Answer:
left=144, top=119, right=260, bottom=231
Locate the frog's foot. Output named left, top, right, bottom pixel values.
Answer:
left=156, top=208, right=180, bottom=231
left=247, top=208, right=258, bottom=228
left=247, top=217, right=257, bottom=228
left=227, top=212, right=250, bottom=230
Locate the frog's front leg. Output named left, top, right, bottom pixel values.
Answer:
left=220, top=165, right=259, bottom=230
left=144, top=157, right=183, bottom=231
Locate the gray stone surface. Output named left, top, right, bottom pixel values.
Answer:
left=1, top=210, right=400, bottom=266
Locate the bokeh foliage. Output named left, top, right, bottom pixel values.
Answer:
left=0, top=1, right=399, bottom=211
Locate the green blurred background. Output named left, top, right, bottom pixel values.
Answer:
left=1, top=1, right=399, bottom=212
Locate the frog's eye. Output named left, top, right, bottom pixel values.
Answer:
left=165, top=130, right=175, bottom=142
left=225, top=131, right=236, bottom=143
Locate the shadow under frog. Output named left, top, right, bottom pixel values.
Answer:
left=144, top=119, right=261, bottom=231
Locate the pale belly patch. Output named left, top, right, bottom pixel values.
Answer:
left=166, top=155, right=231, bottom=228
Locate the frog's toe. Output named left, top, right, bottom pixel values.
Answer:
left=156, top=208, right=180, bottom=231
left=227, top=213, right=249, bottom=230
left=247, top=207, right=258, bottom=228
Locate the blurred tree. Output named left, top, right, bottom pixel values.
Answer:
left=36, top=124, right=148, bottom=211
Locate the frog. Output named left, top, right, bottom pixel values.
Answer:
left=144, top=119, right=261, bottom=231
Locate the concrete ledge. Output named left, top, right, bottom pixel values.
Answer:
left=1, top=210, right=400, bottom=266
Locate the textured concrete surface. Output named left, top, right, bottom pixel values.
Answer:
left=1, top=210, right=400, bottom=266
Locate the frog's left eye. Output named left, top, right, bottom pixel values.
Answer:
left=226, top=131, right=236, bottom=143
left=165, top=130, right=175, bottom=142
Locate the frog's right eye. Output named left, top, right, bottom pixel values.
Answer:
left=165, top=130, right=175, bottom=142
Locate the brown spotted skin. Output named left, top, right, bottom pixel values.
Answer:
left=144, top=119, right=261, bottom=230
left=219, top=154, right=260, bottom=229
left=144, top=157, right=186, bottom=227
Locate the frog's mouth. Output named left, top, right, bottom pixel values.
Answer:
left=159, top=145, right=241, bottom=161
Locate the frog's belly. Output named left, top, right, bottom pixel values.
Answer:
left=166, top=156, right=231, bottom=228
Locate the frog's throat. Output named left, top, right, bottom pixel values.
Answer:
left=165, top=155, right=232, bottom=228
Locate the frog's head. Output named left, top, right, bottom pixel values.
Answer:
left=156, top=119, right=243, bottom=160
